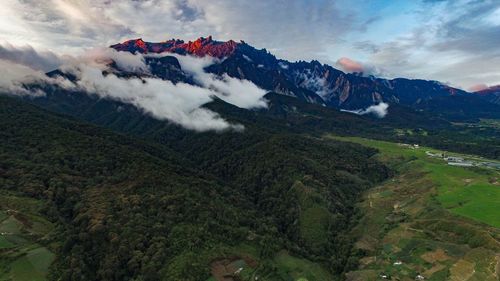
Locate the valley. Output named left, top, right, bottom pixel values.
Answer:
left=330, top=137, right=500, bottom=281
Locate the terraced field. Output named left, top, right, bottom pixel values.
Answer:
left=330, top=136, right=500, bottom=281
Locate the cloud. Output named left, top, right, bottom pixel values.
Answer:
left=53, top=51, right=264, bottom=132
left=0, top=59, right=47, bottom=95
left=341, top=102, right=389, bottom=118
left=468, top=83, right=488, bottom=92
left=336, top=57, right=364, bottom=73
left=81, top=48, right=149, bottom=73
left=334, top=56, right=389, bottom=77
left=169, top=54, right=268, bottom=108
left=0, top=44, right=75, bottom=95
left=0, top=43, right=64, bottom=71
left=350, top=0, right=500, bottom=89
left=0, top=0, right=358, bottom=61
left=73, top=63, right=242, bottom=132
left=63, top=52, right=268, bottom=131
left=0, top=43, right=268, bottom=132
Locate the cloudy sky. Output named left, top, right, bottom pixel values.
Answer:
left=1, top=0, right=499, bottom=90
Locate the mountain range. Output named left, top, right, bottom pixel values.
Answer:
left=108, top=36, right=500, bottom=120
left=475, top=85, right=500, bottom=105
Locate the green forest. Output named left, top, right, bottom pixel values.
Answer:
left=0, top=96, right=390, bottom=280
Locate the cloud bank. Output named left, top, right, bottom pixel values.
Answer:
left=0, top=43, right=64, bottom=71
left=341, top=102, right=389, bottom=118
left=73, top=63, right=242, bottom=132
left=169, top=54, right=267, bottom=108
left=0, top=43, right=267, bottom=132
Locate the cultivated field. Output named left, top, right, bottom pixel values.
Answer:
left=330, top=136, right=500, bottom=281
left=0, top=192, right=55, bottom=281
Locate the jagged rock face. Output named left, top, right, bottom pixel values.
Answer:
left=111, top=36, right=239, bottom=58
left=144, top=56, right=192, bottom=84
left=109, top=36, right=498, bottom=115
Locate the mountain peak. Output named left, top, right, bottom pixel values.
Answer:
left=110, top=36, right=239, bottom=58
left=474, top=85, right=500, bottom=95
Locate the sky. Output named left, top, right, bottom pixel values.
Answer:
left=1, top=0, right=499, bottom=90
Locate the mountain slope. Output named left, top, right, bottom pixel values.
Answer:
left=22, top=82, right=500, bottom=160
left=475, top=85, right=500, bottom=105
left=0, top=95, right=389, bottom=280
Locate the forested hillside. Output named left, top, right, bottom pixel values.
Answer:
left=0, top=96, right=388, bottom=280
left=26, top=88, right=500, bottom=160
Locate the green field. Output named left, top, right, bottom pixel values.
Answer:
left=328, top=136, right=500, bottom=281
left=205, top=241, right=334, bottom=281
left=0, top=193, right=55, bottom=281
left=274, top=251, right=333, bottom=281
left=331, top=136, right=500, bottom=228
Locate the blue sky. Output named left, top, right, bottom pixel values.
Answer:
left=1, top=0, right=499, bottom=90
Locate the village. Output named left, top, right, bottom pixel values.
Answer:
left=425, top=150, right=500, bottom=169
left=399, top=143, right=500, bottom=169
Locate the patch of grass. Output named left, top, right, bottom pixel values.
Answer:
left=0, top=235, right=15, bottom=249
left=4, top=246, right=55, bottom=281
left=274, top=251, right=333, bottom=281
left=0, top=217, right=23, bottom=235
left=26, top=247, right=55, bottom=274
left=0, top=195, right=55, bottom=281
left=299, top=206, right=330, bottom=251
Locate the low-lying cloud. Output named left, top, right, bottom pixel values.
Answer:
left=82, top=48, right=150, bottom=73
left=341, top=102, right=389, bottom=118
left=170, top=54, right=268, bottom=108
left=0, top=43, right=70, bottom=95
left=0, top=43, right=268, bottom=132
left=0, top=43, right=64, bottom=72
left=0, top=59, right=46, bottom=96
left=73, top=63, right=242, bottom=132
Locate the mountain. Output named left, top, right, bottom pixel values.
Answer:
left=110, top=37, right=500, bottom=120
left=474, top=85, right=500, bottom=105
left=110, top=36, right=238, bottom=58
left=0, top=94, right=388, bottom=280
left=6, top=35, right=497, bottom=161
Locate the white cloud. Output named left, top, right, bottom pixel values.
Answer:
left=0, top=54, right=74, bottom=96
left=0, top=43, right=268, bottom=132
left=170, top=54, right=268, bottom=108
left=0, top=42, right=64, bottom=71
left=82, top=48, right=149, bottom=73
left=341, top=102, right=389, bottom=118
left=0, top=59, right=46, bottom=95
left=73, top=63, right=242, bottom=132
left=0, top=0, right=356, bottom=60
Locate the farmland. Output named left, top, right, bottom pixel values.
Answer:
left=0, top=192, right=55, bottom=281
left=329, top=136, right=500, bottom=281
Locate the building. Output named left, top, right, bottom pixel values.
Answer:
left=446, top=156, right=464, bottom=162
left=448, top=161, right=474, bottom=167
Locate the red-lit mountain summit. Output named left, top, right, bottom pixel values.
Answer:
left=111, top=36, right=240, bottom=58
left=108, top=36, right=500, bottom=117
